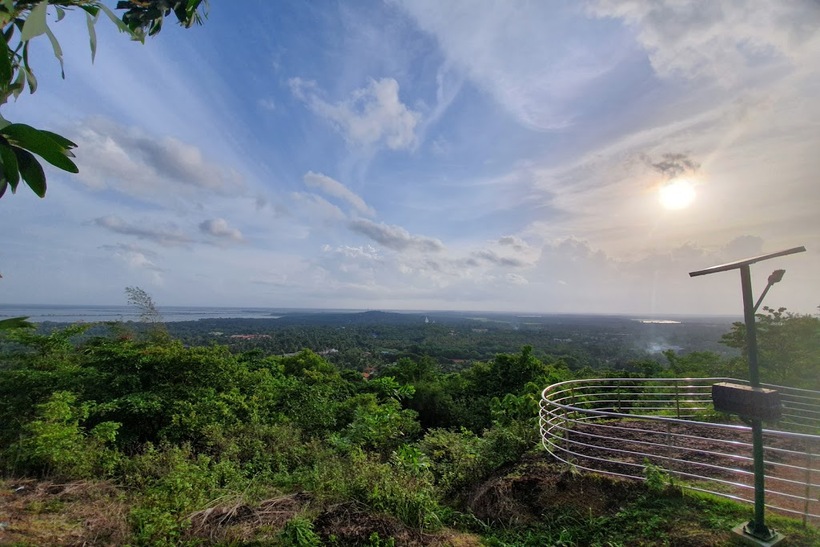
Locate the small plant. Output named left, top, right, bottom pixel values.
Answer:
left=279, top=516, right=322, bottom=547
left=643, top=461, right=675, bottom=492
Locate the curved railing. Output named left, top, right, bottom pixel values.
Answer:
left=540, top=377, right=820, bottom=525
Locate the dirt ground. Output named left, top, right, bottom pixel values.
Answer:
left=552, top=418, right=820, bottom=525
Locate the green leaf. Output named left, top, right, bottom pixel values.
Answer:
left=44, top=26, right=64, bottom=79
left=0, top=142, right=19, bottom=191
left=98, top=3, right=137, bottom=40
left=21, top=1, right=48, bottom=42
left=11, top=68, right=25, bottom=99
left=23, top=65, right=36, bottom=94
left=40, top=130, right=77, bottom=151
left=85, top=11, right=98, bottom=63
left=13, top=146, right=47, bottom=197
left=0, top=47, right=11, bottom=85
left=1, top=124, right=78, bottom=173
left=0, top=178, right=7, bottom=198
left=55, top=6, right=65, bottom=22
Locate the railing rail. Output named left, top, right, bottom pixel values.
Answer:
left=540, top=377, right=820, bottom=525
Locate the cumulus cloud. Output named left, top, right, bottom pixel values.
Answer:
left=94, top=216, right=191, bottom=247
left=71, top=117, right=243, bottom=202
left=348, top=219, right=444, bottom=252
left=290, top=77, right=420, bottom=150
left=199, top=218, right=244, bottom=242
left=303, top=171, right=375, bottom=216
left=589, top=0, right=820, bottom=83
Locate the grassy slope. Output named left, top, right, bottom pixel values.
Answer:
left=1, top=454, right=817, bottom=546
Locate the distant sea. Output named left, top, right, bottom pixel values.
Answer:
left=0, top=305, right=292, bottom=323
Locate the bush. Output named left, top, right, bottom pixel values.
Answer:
left=6, top=391, right=120, bottom=479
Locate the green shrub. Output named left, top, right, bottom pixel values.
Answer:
left=6, top=391, right=121, bottom=478
left=279, top=516, right=322, bottom=546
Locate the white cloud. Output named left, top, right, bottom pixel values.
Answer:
left=589, top=0, right=820, bottom=84
left=303, top=171, right=375, bottom=216
left=70, top=117, right=244, bottom=203
left=94, top=216, right=191, bottom=247
left=290, top=192, right=348, bottom=223
left=323, top=244, right=381, bottom=261
left=348, top=219, right=444, bottom=252
left=199, top=218, right=244, bottom=242
left=290, top=77, right=420, bottom=150
left=395, top=0, right=628, bottom=129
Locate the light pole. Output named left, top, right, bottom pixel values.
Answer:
left=689, top=245, right=805, bottom=545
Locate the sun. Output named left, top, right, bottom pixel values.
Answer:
left=658, top=178, right=696, bottom=210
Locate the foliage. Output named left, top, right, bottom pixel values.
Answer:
left=0, top=0, right=207, bottom=199
left=279, top=516, right=322, bottom=547
left=720, top=306, right=820, bottom=389
left=0, top=310, right=817, bottom=543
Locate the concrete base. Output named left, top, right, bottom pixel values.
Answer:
left=731, top=523, right=785, bottom=546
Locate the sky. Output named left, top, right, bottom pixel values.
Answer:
left=1, top=0, right=819, bottom=316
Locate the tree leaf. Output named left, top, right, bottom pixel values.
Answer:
left=44, top=26, right=64, bottom=79
left=0, top=177, right=7, bottom=198
left=85, top=11, right=98, bottom=63
left=0, top=45, right=11, bottom=85
left=40, top=130, right=77, bottom=150
left=55, top=6, right=65, bottom=22
left=0, top=141, right=19, bottom=191
left=98, top=3, right=138, bottom=40
left=21, top=1, right=48, bottom=42
left=13, top=146, right=47, bottom=197
left=1, top=124, right=78, bottom=173
left=11, top=67, right=25, bottom=99
left=23, top=65, right=36, bottom=94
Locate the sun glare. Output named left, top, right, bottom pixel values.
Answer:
left=659, top=178, right=696, bottom=210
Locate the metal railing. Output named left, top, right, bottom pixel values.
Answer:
left=540, top=377, right=820, bottom=525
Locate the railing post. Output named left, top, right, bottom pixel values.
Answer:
left=675, top=380, right=681, bottom=419
left=804, top=445, right=814, bottom=528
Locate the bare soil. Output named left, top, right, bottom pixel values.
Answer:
left=560, top=419, right=819, bottom=524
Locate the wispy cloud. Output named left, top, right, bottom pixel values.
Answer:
left=396, top=0, right=629, bottom=130
left=199, top=218, right=244, bottom=242
left=303, top=171, right=375, bottom=217
left=290, top=77, right=420, bottom=150
left=348, top=219, right=444, bottom=252
left=94, top=215, right=191, bottom=247
left=100, top=242, right=164, bottom=273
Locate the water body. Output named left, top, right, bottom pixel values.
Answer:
left=0, top=305, right=289, bottom=323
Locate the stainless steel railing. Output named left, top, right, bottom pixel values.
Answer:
left=540, top=377, right=820, bottom=525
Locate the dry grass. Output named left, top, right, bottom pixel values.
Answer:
left=185, top=491, right=311, bottom=544
left=0, top=479, right=130, bottom=546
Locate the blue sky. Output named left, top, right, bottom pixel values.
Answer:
left=1, top=0, right=818, bottom=315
